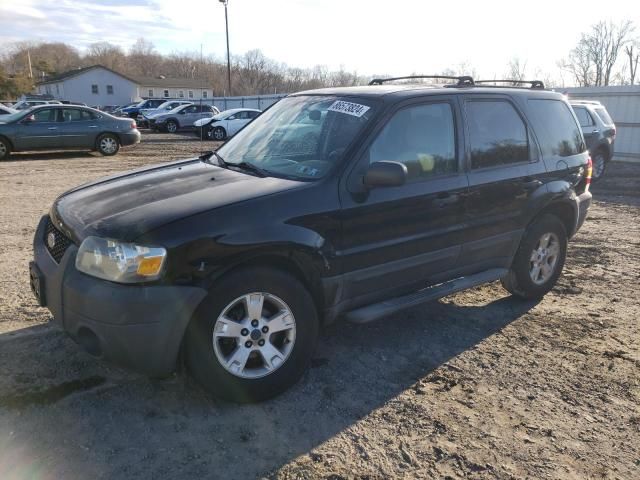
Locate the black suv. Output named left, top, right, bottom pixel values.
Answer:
left=30, top=76, right=592, bottom=402
left=570, top=100, right=616, bottom=181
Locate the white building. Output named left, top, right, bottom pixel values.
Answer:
left=35, top=65, right=214, bottom=107
left=563, top=85, right=640, bottom=163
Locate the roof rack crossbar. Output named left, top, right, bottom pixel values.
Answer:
left=368, top=75, right=475, bottom=87
left=475, top=79, right=545, bottom=89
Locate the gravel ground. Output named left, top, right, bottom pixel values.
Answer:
left=0, top=133, right=638, bottom=479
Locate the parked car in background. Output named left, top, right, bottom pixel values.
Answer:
left=119, top=99, right=166, bottom=119
left=13, top=100, right=62, bottom=110
left=570, top=100, right=616, bottom=181
left=194, top=108, right=262, bottom=140
left=28, top=76, right=592, bottom=402
left=0, top=105, right=140, bottom=160
left=150, top=104, right=217, bottom=133
left=99, top=105, right=120, bottom=114
left=137, top=100, right=193, bottom=128
left=0, top=105, right=18, bottom=115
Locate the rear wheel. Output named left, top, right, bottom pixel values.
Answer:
left=501, top=214, right=567, bottom=299
left=592, top=150, right=607, bottom=181
left=96, top=134, right=120, bottom=156
left=0, top=137, right=11, bottom=160
left=185, top=267, right=319, bottom=402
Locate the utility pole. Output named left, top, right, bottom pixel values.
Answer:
left=27, top=50, right=33, bottom=79
left=219, top=0, right=231, bottom=96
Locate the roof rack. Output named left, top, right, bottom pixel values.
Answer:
left=368, top=75, right=475, bottom=87
left=475, top=79, right=545, bottom=89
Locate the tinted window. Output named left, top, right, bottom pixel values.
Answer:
left=527, top=99, right=585, bottom=157
left=467, top=100, right=529, bottom=169
left=62, top=109, right=83, bottom=121
left=595, top=107, right=613, bottom=125
left=573, top=107, right=594, bottom=127
left=369, top=102, right=457, bottom=179
left=31, top=109, right=58, bottom=123
left=183, top=105, right=198, bottom=113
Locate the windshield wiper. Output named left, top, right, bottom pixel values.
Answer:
left=228, top=161, right=270, bottom=178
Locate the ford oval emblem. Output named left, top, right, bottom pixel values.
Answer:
left=47, top=232, right=56, bottom=249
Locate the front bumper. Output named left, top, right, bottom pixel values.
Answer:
left=31, top=216, right=207, bottom=377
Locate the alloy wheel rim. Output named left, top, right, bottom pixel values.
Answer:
left=167, top=122, right=177, bottom=133
left=212, top=292, right=296, bottom=379
left=214, top=128, right=224, bottom=140
left=100, top=137, right=117, bottom=154
left=529, top=232, right=560, bottom=285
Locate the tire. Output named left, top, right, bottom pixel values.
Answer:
left=591, top=150, right=607, bottom=182
left=96, top=133, right=120, bottom=156
left=0, top=137, right=11, bottom=160
left=166, top=120, right=178, bottom=133
left=501, top=214, right=568, bottom=299
left=185, top=267, right=319, bottom=403
left=212, top=126, right=226, bottom=141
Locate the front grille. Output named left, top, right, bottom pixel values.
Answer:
left=44, top=217, right=73, bottom=263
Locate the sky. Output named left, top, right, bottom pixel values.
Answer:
left=0, top=0, right=639, bottom=82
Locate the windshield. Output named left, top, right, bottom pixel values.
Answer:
left=216, top=95, right=377, bottom=180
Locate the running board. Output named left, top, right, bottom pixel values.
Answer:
left=344, top=268, right=508, bottom=324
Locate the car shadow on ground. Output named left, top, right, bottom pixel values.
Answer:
left=3, top=150, right=98, bottom=162
left=0, top=292, right=538, bottom=479
left=139, top=130, right=217, bottom=144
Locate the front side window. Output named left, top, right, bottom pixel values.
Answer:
left=183, top=105, right=198, bottom=114
left=368, top=102, right=456, bottom=180
left=467, top=100, right=529, bottom=169
left=91, top=84, right=98, bottom=94
left=527, top=99, right=585, bottom=158
left=573, top=107, right=594, bottom=127
left=31, top=109, right=58, bottom=123
left=107, top=85, right=114, bottom=95
left=216, top=95, right=378, bottom=180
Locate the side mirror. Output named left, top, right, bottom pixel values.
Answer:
left=363, top=161, right=407, bottom=188
left=22, top=115, right=35, bottom=124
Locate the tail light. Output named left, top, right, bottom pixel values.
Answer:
left=585, top=156, right=593, bottom=191
left=131, top=121, right=137, bottom=130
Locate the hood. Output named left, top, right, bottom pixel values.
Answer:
left=52, top=158, right=303, bottom=242
left=194, top=117, right=216, bottom=127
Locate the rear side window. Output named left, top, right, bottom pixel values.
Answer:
left=573, top=107, right=594, bottom=127
left=527, top=99, right=585, bottom=157
left=369, top=102, right=457, bottom=180
left=466, top=100, right=529, bottom=169
left=595, top=107, right=613, bottom=125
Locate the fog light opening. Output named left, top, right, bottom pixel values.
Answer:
left=76, top=327, right=103, bottom=357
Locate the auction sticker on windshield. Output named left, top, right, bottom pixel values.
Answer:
left=328, top=100, right=370, bottom=117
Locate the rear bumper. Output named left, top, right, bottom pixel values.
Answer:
left=31, top=216, right=207, bottom=377
left=574, top=190, right=592, bottom=236
left=120, top=130, right=141, bottom=146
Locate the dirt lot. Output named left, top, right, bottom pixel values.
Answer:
left=0, top=133, right=639, bottom=479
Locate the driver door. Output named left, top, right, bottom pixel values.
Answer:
left=15, top=108, right=62, bottom=150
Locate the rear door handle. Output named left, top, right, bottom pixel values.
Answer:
left=47, top=127, right=58, bottom=130
left=88, top=125, right=97, bottom=128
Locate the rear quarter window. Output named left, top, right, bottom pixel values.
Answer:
left=594, top=107, right=614, bottom=125
left=526, top=99, right=585, bottom=158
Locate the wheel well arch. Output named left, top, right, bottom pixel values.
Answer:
left=166, top=117, right=179, bottom=126
left=208, top=252, right=326, bottom=320
left=531, top=201, right=576, bottom=238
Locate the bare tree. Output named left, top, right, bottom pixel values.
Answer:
left=560, top=41, right=595, bottom=86
left=626, top=42, right=639, bottom=84
left=86, top=42, right=126, bottom=71
left=506, top=57, right=527, bottom=84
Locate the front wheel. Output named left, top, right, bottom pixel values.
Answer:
left=166, top=120, right=178, bottom=133
left=96, top=134, right=120, bottom=156
left=185, top=267, right=319, bottom=402
left=212, top=126, right=226, bottom=141
left=501, top=214, right=568, bottom=299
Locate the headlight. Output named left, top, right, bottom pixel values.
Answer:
left=75, top=236, right=167, bottom=283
